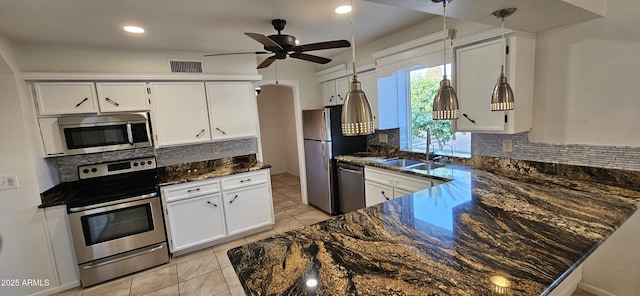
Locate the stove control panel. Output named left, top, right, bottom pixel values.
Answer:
left=78, top=157, right=157, bottom=179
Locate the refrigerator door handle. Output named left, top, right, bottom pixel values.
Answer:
left=321, top=141, right=327, bottom=171
left=321, top=110, right=327, bottom=140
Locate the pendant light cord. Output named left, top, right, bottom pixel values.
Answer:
left=501, top=17, right=505, bottom=76
left=442, top=1, right=447, bottom=79
left=350, top=0, right=357, bottom=79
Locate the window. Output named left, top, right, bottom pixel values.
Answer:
left=408, top=65, right=471, bottom=157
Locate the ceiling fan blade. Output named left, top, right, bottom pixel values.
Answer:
left=204, top=51, right=269, bottom=57
left=292, top=40, right=350, bottom=52
left=289, top=53, right=331, bottom=64
left=245, top=33, right=282, bottom=50
left=257, top=56, right=277, bottom=69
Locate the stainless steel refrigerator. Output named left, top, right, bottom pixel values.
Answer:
left=303, top=105, right=367, bottom=214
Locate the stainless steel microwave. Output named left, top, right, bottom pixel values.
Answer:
left=38, top=113, right=152, bottom=157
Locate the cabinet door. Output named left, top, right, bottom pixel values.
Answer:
left=365, top=180, right=394, bottom=207
left=455, top=39, right=505, bottom=132
left=223, top=185, right=273, bottom=236
left=335, top=77, right=349, bottom=105
left=165, top=194, right=226, bottom=252
left=206, top=82, right=257, bottom=140
left=149, top=82, right=211, bottom=147
left=322, top=80, right=337, bottom=106
left=96, top=82, right=149, bottom=112
left=35, top=82, right=97, bottom=115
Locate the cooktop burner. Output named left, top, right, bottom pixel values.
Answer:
left=66, top=157, right=159, bottom=209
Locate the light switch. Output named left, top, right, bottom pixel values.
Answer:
left=212, top=145, right=220, bottom=154
left=502, top=139, right=513, bottom=152
left=378, top=133, right=388, bottom=143
left=0, top=175, right=18, bottom=190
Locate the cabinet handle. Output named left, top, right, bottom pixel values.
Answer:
left=195, top=129, right=206, bottom=138
left=229, top=194, right=239, bottom=204
left=215, top=127, right=227, bottom=135
left=75, top=98, right=89, bottom=108
left=338, top=94, right=344, bottom=101
left=239, top=178, right=252, bottom=183
left=462, top=113, right=476, bottom=124
left=187, top=188, right=200, bottom=193
left=381, top=191, right=390, bottom=200
left=329, top=95, right=334, bottom=102
left=105, top=97, right=120, bottom=106
left=206, top=201, right=218, bottom=207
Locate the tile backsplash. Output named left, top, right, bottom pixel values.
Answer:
left=55, top=138, right=258, bottom=182
left=473, top=132, right=640, bottom=171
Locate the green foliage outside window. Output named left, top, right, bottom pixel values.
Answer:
left=410, top=66, right=457, bottom=149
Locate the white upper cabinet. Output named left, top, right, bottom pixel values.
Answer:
left=35, top=82, right=98, bottom=115
left=95, top=82, right=149, bottom=112
left=358, top=70, right=379, bottom=127
left=322, top=77, right=349, bottom=106
left=149, top=82, right=212, bottom=147
left=453, top=30, right=535, bottom=134
left=206, top=82, right=257, bottom=141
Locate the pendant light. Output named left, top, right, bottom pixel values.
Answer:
left=432, top=0, right=460, bottom=120
left=490, top=8, right=517, bottom=111
left=341, top=0, right=374, bottom=136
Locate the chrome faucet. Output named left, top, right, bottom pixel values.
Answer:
left=425, top=127, right=431, bottom=161
left=442, top=144, right=454, bottom=164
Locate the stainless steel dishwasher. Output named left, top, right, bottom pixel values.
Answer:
left=337, top=161, right=365, bottom=213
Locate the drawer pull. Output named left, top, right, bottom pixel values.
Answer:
left=381, top=191, right=390, bottom=200
left=229, top=194, right=239, bottom=204
left=206, top=201, right=218, bottom=207
left=105, top=97, right=120, bottom=106
left=239, top=178, right=252, bottom=183
left=187, top=188, right=200, bottom=193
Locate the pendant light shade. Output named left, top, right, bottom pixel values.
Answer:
left=490, top=8, right=517, bottom=111
left=341, top=0, right=374, bottom=136
left=432, top=0, right=460, bottom=120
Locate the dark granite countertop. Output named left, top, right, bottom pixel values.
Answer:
left=228, top=156, right=640, bottom=295
left=39, top=154, right=271, bottom=208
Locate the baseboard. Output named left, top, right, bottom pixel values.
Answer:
left=28, top=280, right=80, bottom=296
left=548, top=265, right=582, bottom=296
left=578, top=282, right=619, bottom=296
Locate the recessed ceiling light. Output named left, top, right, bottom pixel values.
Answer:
left=335, top=5, right=352, bottom=14
left=123, top=26, right=145, bottom=34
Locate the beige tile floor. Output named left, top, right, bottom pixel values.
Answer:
left=51, top=172, right=595, bottom=296
left=52, top=173, right=331, bottom=296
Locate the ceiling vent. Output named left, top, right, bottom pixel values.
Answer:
left=169, top=60, right=203, bottom=73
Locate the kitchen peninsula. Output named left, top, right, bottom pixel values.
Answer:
left=228, top=156, right=640, bottom=295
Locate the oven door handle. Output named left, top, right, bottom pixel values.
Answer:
left=67, top=192, right=158, bottom=213
left=79, top=243, right=166, bottom=270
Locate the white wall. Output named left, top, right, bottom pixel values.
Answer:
left=257, top=85, right=299, bottom=176
left=258, top=59, right=323, bottom=110
left=530, top=0, right=640, bottom=146
left=17, top=42, right=258, bottom=75
left=0, top=35, right=58, bottom=296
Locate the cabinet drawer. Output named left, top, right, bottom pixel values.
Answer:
left=221, top=170, right=268, bottom=190
left=365, top=167, right=432, bottom=192
left=162, top=179, right=221, bottom=202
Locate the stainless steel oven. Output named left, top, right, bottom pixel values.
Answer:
left=66, top=157, right=169, bottom=287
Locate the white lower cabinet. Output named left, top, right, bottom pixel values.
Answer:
left=43, top=206, right=81, bottom=289
left=161, top=169, right=274, bottom=254
left=364, top=167, right=437, bottom=207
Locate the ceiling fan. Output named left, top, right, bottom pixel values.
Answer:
left=205, top=19, right=351, bottom=69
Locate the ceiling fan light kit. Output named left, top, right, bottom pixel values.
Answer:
left=206, top=19, right=350, bottom=69
left=431, top=0, right=460, bottom=120
left=342, top=0, right=375, bottom=136
left=490, top=8, right=517, bottom=111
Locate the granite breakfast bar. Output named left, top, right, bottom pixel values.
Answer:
left=228, top=156, right=640, bottom=295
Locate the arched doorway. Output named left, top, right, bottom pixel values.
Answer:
left=254, top=81, right=308, bottom=207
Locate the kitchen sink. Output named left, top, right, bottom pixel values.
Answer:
left=381, top=158, right=423, bottom=167
left=405, top=162, right=446, bottom=170
left=380, top=158, right=446, bottom=170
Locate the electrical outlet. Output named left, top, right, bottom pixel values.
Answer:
left=0, top=175, right=18, bottom=190
left=502, top=139, right=513, bottom=152
left=212, top=145, right=220, bottom=154
left=378, top=133, right=388, bottom=143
